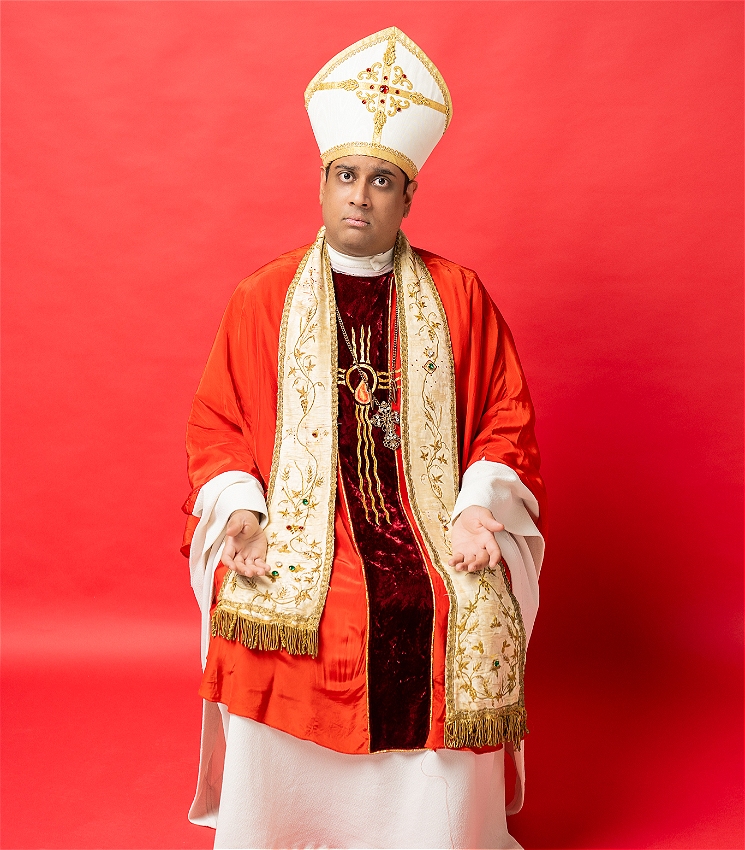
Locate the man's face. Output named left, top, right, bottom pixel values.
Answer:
left=319, top=155, right=418, bottom=256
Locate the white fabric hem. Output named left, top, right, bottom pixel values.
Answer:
left=213, top=715, right=522, bottom=850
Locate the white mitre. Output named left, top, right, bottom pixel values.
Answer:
left=305, top=27, right=452, bottom=179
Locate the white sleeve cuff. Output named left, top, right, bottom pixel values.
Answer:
left=212, top=479, right=268, bottom=529
left=451, top=460, right=540, bottom=537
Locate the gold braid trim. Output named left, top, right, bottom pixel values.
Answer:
left=445, top=704, right=527, bottom=751
left=211, top=607, right=319, bottom=657
left=321, top=142, right=419, bottom=180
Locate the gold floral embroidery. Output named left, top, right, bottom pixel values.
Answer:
left=338, top=32, right=448, bottom=143
left=454, top=564, right=524, bottom=706
left=212, top=234, right=338, bottom=657
left=395, top=233, right=527, bottom=748
left=304, top=27, right=452, bottom=151
left=304, top=27, right=452, bottom=128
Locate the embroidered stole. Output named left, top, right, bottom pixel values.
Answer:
left=212, top=228, right=527, bottom=749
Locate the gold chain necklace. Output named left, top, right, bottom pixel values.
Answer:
left=335, top=281, right=401, bottom=451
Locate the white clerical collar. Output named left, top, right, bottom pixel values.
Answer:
left=326, top=243, right=394, bottom=276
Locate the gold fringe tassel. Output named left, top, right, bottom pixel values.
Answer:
left=445, top=705, right=527, bottom=751
left=211, top=608, right=319, bottom=657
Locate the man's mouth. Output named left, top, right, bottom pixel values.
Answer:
left=343, top=217, right=369, bottom=228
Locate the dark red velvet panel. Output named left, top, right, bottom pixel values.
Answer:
left=334, top=270, right=434, bottom=751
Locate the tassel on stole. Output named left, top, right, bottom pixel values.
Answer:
left=445, top=704, right=527, bottom=750
left=211, top=608, right=319, bottom=657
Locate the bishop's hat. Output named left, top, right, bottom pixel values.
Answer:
left=305, top=27, right=452, bottom=180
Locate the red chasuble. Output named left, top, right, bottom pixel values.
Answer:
left=183, top=244, right=544, bottom=755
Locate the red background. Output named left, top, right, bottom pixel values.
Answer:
left=1, top=2, right=742, bottom=848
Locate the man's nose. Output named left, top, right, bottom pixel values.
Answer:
left=349, top=182, right=370, bottom=207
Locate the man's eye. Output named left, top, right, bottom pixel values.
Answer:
left=340, top=172, right=353, bottom=181
left=373, top=177, right=388, bottom=187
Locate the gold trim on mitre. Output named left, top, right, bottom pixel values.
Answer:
left=304, top=27, right=452, bottom=126
left=320, top=142, right=419, bottom=180
left=305, top=27, right=452, bottom=178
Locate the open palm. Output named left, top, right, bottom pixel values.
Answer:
left=222, top=509, right=269, bottom=577
left=449, top=506, right=504, bottom=572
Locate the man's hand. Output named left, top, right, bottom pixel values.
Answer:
left=448, top=506, right=504, bottom=572
left=222, top=509, right=269, bottom=577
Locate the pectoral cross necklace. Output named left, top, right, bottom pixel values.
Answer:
left=335, top=287, right=401, bottom=452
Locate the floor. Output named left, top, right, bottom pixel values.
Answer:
left=2, top=614, right=742, bottom=849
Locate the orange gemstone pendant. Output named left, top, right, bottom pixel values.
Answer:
left=354, top=381, right=371, bottom=405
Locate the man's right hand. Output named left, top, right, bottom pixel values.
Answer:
left=222, top=509, right=269, bottom=577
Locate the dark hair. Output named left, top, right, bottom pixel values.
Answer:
left=324, top=163, right=410, bottom=192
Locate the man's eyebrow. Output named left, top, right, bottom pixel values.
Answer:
left=332, top=163, right=398, bottom=178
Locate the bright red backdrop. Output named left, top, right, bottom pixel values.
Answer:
left=1, top=2, right=742, bottom=848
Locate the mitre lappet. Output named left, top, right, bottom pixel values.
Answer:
left=305, top=27, right=452, bottom=179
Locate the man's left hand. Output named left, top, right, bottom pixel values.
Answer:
left=448, top=506, right=504, bottom=572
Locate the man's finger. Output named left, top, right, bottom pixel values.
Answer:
left=458, top=552, right=476, bottom=572
left=448, top=552, right=465, bottom=567
left=484, top=538, right=501, bottom=568
left=467, top=547, right=491, bottom=572
left=244, top=556, right=266, bottom=574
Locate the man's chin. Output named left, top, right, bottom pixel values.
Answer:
left=329, top=228, right=377, bottom=257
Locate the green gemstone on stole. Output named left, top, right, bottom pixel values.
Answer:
left=271, top=570, right=279, bottom=577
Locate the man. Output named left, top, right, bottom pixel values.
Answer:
left=183, top=27, right=544, bottom=849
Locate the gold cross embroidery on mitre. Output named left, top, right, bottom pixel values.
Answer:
left=312, top=33, right=448, bottom=143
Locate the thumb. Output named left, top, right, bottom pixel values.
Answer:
left=225, top=515, right=244, bottom=538
left=481, top=513, right=504, bottom=533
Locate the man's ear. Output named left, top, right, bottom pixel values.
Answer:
left=402, top=180, right=418, bottom=218
left=319, top=166, right=327, bottom=205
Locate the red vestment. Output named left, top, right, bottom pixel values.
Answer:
left=183, top=244, right=544, bottom=755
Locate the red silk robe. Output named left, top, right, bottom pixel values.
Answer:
left=183, top=243, right=544, bottom=755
